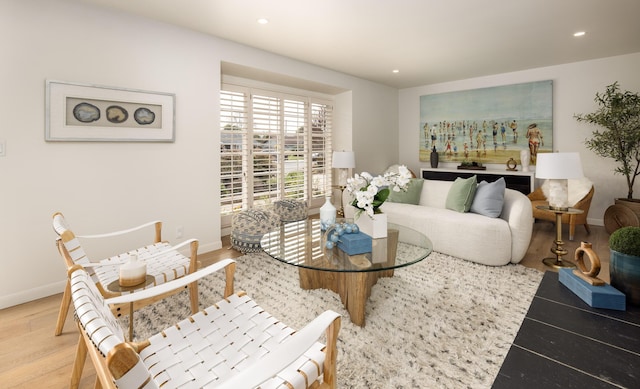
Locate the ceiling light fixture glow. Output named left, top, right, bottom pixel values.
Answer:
left=392, top=69, right=400, bottom=74
left=573, top=31, right=586, bottom=37
left=257, top=18, right=269, bottom=25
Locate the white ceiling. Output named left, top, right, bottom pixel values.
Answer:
left=76, top=0, right=640, bottom=89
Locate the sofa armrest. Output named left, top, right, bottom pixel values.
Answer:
left=501, top=189, right=533, bottom=263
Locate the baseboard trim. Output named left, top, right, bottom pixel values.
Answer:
left=198, top=240, right=222, bottom=254
left=587, top=217, right=604, bottom=227
left=0, top=279, right=66, bottom=310
left=1, top=240, right=224, bottom=310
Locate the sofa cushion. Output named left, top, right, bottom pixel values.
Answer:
left=418, top=179, right=452, bottom=208
left=388, top=178, right=424, bottom=205
left=381, top=202, right=512, bottom=266
left=380, top=186, right=534, bottom=266
left=470, top=178, right=506, bottom=218
left=446, top=176, right=477, bottom=212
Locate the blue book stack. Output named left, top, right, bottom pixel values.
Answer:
left=337, top=232, right=372, bottom=255
left=558, top=268, right=626, bottom=311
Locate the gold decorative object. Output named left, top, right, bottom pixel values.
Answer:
left=506, top=157, right=518, bottom=171
left=337, top=185, right=347, bottom=217
left=573, top=241, right=605, bottom=286
left=457, top=161, right=486, bottom=170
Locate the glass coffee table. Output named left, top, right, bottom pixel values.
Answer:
left=260, top=219, right=432, bottom=326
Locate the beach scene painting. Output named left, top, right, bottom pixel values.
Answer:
left=419, top=80, right=552, bottom=166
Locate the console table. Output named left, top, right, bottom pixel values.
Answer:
left=421, top=167, right=534, bottom=194
left=492, top=271, right=640, bottom=388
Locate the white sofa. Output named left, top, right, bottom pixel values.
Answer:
left=345, top=179, right=533, bottom=266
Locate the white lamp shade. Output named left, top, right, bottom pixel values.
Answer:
left=535, top=152, right=583, bottom=179
left=332, top=151, right=355, bottom=169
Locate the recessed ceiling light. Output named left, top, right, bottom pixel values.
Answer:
left=257, top=18, right=269, bottom=25
left=392, top=69, right=400, bottom=74
left=573, top=31, right=586, bottom=37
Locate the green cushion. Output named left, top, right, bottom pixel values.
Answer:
left=445, top=176, right=477, bottom=212
left=388, top=178, right=424, bottom=205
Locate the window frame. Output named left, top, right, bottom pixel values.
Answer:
left=220, top=78, right=333, bottom=227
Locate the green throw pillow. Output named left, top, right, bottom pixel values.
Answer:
left=445, top=176, right=477, bottom=212
left=388, top=178, right=424, bottom=205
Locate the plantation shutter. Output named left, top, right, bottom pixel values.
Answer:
left=220, top=82, right=332, bottom=222
left=220, top=87, right=249, bottom=215
left=310, top=102, right=332, bottom=202
left=252, top=93, right=282, bottom=207
left=282, top=98, right=308, bottom=199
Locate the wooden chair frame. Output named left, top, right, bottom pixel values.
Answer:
left=528, top=186, right=594, bottom=240
left=69, top=260, right=341, bottom=389
left=53, top=212, right=200, bottom=336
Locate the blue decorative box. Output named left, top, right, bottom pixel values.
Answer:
left=337, top=232, right=372, bottom=255
left=559, top=268, right=626, bottom=311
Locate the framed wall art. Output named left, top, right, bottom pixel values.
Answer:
left=419, top=80, right=552, bottom=165
left=46, top=80, right=175, bottom=142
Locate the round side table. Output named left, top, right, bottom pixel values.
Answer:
left=107, top=275, right=155, bottom=341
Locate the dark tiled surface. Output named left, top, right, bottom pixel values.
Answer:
left=493, top=346, right=618, bottom=389
left=493, top=271, right=640, bottom=389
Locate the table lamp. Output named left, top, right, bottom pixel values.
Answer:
left=332, top=151, right=355, bottom=216
left=535, top=152, right=583, bottom=210
left=535, top=152, right=584, bottom=269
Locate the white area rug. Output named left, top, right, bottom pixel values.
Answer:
left=126, top=251, right=543, bottom=388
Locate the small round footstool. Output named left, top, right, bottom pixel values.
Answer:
left=231, top=209, right=280, bottom=253
left=273, top=199, right=308, bottom=223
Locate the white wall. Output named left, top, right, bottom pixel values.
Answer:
left=0, top=0, right=397, bottom=308
left=399, top=52, right=640, bottom=226
left=351, top=85, right=400, bottom=174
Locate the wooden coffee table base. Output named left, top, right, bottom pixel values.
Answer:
left=298, top=267, right=392, bottom=327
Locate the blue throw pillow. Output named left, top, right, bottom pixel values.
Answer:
left=470, top=177, right=506, bottom=217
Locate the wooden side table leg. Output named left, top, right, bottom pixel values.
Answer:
left=128, top=301, right=134, bottom=341
left=543, top=211, right=575, bottom=269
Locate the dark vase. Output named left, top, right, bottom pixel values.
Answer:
left=610, top=249, right=640, bottom=306
left=430, top=146, right=439, bottom=168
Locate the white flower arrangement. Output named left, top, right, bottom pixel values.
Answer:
left=346, top=165, right=412, bottom=218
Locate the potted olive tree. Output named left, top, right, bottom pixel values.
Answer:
left=609, top=226, right=640, bottom=306
left=575, top=82, right=640, bottom=202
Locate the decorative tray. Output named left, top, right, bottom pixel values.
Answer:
left=457, top=166, right=487, bottom=170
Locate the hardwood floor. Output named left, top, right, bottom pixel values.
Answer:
left=520, top=221, right=611, bottom=283
left=0, top=222, right=611, bottom=388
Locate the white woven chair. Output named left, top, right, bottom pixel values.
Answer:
left=68, top=260, right=341, bottom=389
left=53, top=212, right=200, bottom=336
